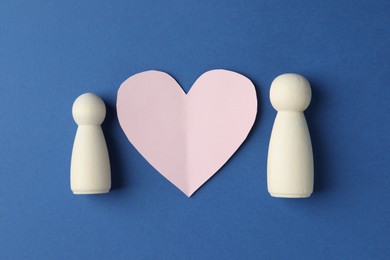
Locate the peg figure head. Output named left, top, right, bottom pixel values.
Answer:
left=270, top=73, right=311, bottom=112
left=72, top=93, right=106, bottom=125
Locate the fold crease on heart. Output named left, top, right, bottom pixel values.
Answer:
left=117, top=69, right=258, bottom=197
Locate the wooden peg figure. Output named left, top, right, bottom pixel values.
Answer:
left=267, top=74, right=314, bottom=198
left=71, top=93, right=111, bottom=194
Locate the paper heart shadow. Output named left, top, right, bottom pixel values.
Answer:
left=117, top=69, right=257, bottom=196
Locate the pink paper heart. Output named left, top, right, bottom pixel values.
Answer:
left=117, top=69, right=257, bottom=196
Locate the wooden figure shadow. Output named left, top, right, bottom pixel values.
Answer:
left=305, top=79, right=329, bottom=194
left=102, top=102, right=128, bottom=190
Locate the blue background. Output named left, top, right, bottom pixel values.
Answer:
left=1, top=0, right=389, bottom=259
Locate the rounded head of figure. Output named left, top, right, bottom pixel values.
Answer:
left=270, top=73, right=311, bottom=112
left=72, top=93, right=106, bottom=125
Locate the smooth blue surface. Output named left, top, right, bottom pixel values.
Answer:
left=1, top=1, right=389, bottom=259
